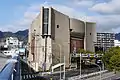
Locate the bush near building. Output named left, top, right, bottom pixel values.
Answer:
left=78, top=49, right=94, bottom=54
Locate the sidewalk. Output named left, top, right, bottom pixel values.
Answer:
left=68, top=70, right=109, bottom=80
left=85, top=72, right=115, bottom=80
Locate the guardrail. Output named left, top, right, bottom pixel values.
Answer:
left=71, top=53, right=103, bottom=58
left=0, top=54, right=20, bottom=80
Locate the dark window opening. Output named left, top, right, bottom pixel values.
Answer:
left=90, top=33, right=91, bottom=35
left=42, top=8, right=49, bottom=35
left=57, top=25, right=59, bottom=28
left=70, top=29, right=73, bottom=32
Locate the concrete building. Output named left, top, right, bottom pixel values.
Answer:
left=114, top=40, right=120, bottom=47
left=28, top=7, right=96, bottom=71
left=95, top=33, right=115, bottom=52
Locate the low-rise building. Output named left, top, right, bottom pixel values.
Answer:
left=5, top=37, right=19, bottom=48
left=0, top=37, right=24, bottom=56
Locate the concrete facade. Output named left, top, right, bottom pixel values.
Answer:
left=28, top=7, right=96, bottom=71
left=86, top=22, right=96, bottom=52
left=51, top=8, right=70, bottom=67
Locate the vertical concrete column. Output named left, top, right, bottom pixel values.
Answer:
left=84, top=21, right=86, bottom=50
left=40, top=7, right=45, bottom=70
left=46, top=7, right=52, bottom=70
left=86, top=22, right=96, bottom=52
left=28, top=26, right=33, bottom=61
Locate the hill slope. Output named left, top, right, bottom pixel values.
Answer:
left=0, top=29, right=28, bottom=43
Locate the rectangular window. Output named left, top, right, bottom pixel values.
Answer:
left=42, top=8, right=49, bottom=35
left=43, top=24, right=48, bottom=34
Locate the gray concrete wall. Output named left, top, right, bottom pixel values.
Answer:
left=70, top=18, right=85, bottom=34
left=28, top=25, right=33, bottom=61
left=28, top=6, right=97, bottom=70
left=28, top=9, right=42, bottom=71
left=51, top=8, right=70, bottom=67
left=86, top=22, right=96, bottom=52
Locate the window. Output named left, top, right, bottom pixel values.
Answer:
left=57, top=25, right=59, bottom=28
left=43, top=24, right=48, bottom=34
left=42, top=8, right=49, bottom=34
left=90, top=33, right=91, bottom=35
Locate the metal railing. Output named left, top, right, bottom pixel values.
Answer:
left=0, top=54, right=20, bottom=80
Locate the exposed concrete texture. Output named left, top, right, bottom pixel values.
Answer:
left=51, top=8, right=70, bottom=67
left=86, top=22, right=96, bottom=52
left=28, top=7, right=96, bottom=71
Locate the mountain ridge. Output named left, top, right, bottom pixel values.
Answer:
left=0, top=29, right=28, bottom=42
left=0, top=30, right=120, bottom=42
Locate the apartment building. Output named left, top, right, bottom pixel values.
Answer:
left=95, top=33, right=115, bottom=52
left=28, top=7, right=96, bottom=71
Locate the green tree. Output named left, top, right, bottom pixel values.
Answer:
left=78, top=49, right=86, bottom=53
left=96, top=51, right=104, bottom=54
left=102, top=46, right=120, bottom=72
left=86, top=50, right=94, bottom=54
left=109, top=54, right=120, bottom=73
left=78, top=48, right=94, bottom=54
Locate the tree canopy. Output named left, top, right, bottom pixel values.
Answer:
left=109, top=54, right=120, bottom=72
left=102, top=46, right=120, bottom=72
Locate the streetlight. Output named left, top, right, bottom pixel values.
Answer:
left=88, top=62, right=102, bottom=80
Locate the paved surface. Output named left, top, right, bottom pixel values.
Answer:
left=44, top=67, right=100, bottom=80
left=102, top=72, right=120, bottom=80
left=84, top=72, right=114, bottom=80
left=0, top=53, right=9, bottom=71
left=84, top=72, right=120, bottom=80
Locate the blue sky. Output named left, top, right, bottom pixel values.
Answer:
left=0, top=0, right=120, bottom=33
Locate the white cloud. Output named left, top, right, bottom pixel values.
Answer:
left=1, top=0, right=120, bottom=33
left=73, top=0, right=95, bottom=8
left=86, top=15, right=120, bottom=32
left=4, top=2, right=87, bottom=32
left=90, top=0, right=120, bottom=14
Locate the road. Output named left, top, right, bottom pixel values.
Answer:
left=45, top=67, right=100, bottom=80
left=43, top=68, right=120, bottom=80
